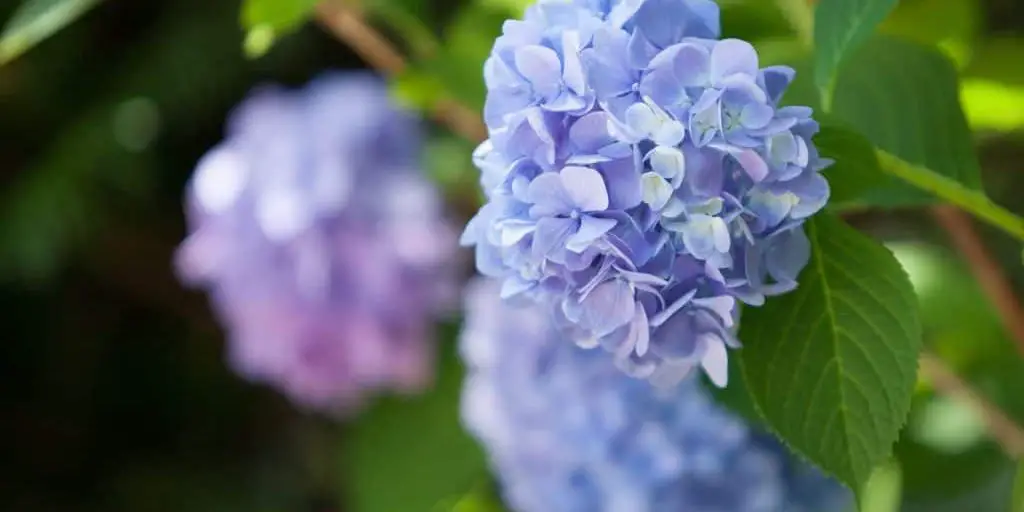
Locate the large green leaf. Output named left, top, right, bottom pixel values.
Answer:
left=341, top=332, right=487, bottom=512
left=738, top=212, right=922, bottom=492
left=814, top=119, right=887, bottom=207
left=0, top=0, right=102, bottom=64
left=829, top=35, right=982, bottom=206
left=813, top=0, right=898, bottom=94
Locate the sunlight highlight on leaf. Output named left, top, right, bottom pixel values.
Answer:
left=0, top=0, right=102, bottom=64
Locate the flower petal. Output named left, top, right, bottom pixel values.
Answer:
left=514, top=45, right=563, bottom=99
left=699, top=333, right=729, bottom=387
left=578, top=279, right=636, bottom=337
left=531, top=216, right=576, bottom=260
left=709, top=38, right=759, bottom=83
left=527, top=171, right=574, bottom=217
left=641, top=172, right=674, bottom=210
left=560, top=165, right=610, bottom=212
left=648, top=145, right=686, bottom=182
left=566, top=215, right=618, bottom=252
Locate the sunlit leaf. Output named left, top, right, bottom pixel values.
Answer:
left=860, top=459, right=902, bottom=512
left=0, top=0, right=102, bottom=64
left=239, top=0, right=317, bottom=57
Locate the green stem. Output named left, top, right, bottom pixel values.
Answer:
left=876, top=149, right=1024, bottom=241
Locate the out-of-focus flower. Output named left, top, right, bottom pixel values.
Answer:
left=176, top=72, right=457, bottom=415
left=461, top=0, right=830, bottom=387
left=460, top=279, right=850, bottom=512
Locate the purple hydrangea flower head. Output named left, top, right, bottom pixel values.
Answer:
left=461, top=0, right=831, bottom=387
left=176, top=72, right=457, bottom=415
left=460, top=279, right=850, bottom=512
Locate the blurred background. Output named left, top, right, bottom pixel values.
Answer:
left=0, top=0, right=1023, bottom=510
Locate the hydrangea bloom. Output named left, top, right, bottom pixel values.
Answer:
left=461, top=279, right=850, bottom=512
left=176, top=72, right=457, bottom=414
left=461, top=0, right=831, bottom=386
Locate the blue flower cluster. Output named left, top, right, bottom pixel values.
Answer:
left=460, top=279, right=850, bottom=512
left=176, top=72, right=457, bottom=414
left=461, top=0, right=830, bottom=387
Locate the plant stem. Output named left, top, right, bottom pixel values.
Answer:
left=365, top=1, right=440, bottom=61
left=876, top=149, right=1024, bottom=241
left=919, top=351, right=1024, bottom=459
left=313, top=1, right=486, bottom=142
left=932, top=205, right=1024, bottom=356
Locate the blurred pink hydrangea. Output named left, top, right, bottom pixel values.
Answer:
left=176, top=71, right=458, bottom=415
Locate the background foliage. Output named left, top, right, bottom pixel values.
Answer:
left=1, top=0, right=1024, bottom=510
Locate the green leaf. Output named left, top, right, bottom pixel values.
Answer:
left=239, top=0, right=317, bottom=56
left=879, top=0, right=980, bottom=69
left=738, top=212, right=922, bottom=492
left=813, top=0, right=898, bottom=95
left=433, top=483, right=506, bottom=512
left=431, top=4, right=508, bottom=112
left=860, top=459, right=903, bottom=512
left=341, top=332, right=487, bottom=512
left=1014, top=460, right=1024, bottom=512
left=0, top=0, right=102, bottom=64
left=704, top=347, right=761, bottom=424
left=829, top=35, right=982, bottom=206
left=241, top=0, right=317, bottom=30
left=391, top=68, right=447, bottom=112
left=813, top=120, right=887, bottom=207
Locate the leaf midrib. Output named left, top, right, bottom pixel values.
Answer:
left=807, top=218, right=857, bottom=483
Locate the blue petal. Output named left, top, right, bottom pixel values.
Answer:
left=598, top=157, right=643, bottom=209
left=699, top=333, right=729, bottom=387
left=766, top=228, right=810, bottom=283
left=560, top=31, right=587, bottom=94
left=500, top=275, right=537, bottom=298
left=566, top=215, right=618, bottom=252
left=740, top=102, right=774, bottom=130
left=569, top=111, right=618, bottom=155
left=788, top=172, right=829, bottom=218
left=560, top=166, right=610, bottom=212
left=709, top=38, right=759, bottom=83
left=531, top=216, right=576, bottom=260
left=578, top=279, right=637, bottom=336
left=692, top=295, right=736, bottom=327
left=759, top=65, right=795, bottom=105
left=514, top=45, right=563, bottom=100
left=527, top=172, right=574, bottom=217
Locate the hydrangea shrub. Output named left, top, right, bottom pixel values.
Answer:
left=460, top=278, right=851, bottom=512
left=460, top=0, right=831, bottom=388
left=176, top=72, right=457, bottom=414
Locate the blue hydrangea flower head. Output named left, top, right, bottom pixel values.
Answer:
left=176, top=72, right=457, bottom=415
left=460, top=279, right=851, bottom=512
left=462, top=0, right=831, bottom=387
